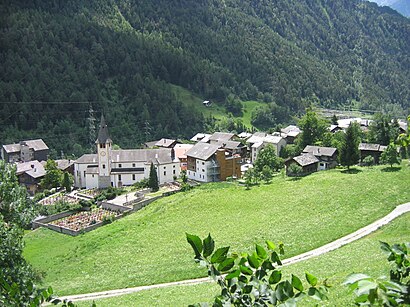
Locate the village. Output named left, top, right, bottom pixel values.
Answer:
left=1, top=113, right=408, bottom=236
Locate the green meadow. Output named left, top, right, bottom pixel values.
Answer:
left=76, top=213, right=410, bottom=306
left=24, top=164, right=410, bottom=298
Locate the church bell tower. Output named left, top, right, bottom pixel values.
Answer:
left=96, top=115, right=112, bottom=188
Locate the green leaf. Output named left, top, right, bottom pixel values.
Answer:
left=225, top=269, right=241, bottom=280
left=240, top=265, right=253, bottom=275
left=356, top=280, right=378, bottom=296
left=186, top=233, right=203, bottom=259
left=266, top=240, right=276, bottom=250
left=271, top=251, right=282, bottom=265
left=211, top=247, right=230, bottom=264
left=269, top=270, right=282, bottom=284
left=305, top=272, right=318, bottom=287
left=291, top=274, right=304, bottom=292
left=308, top=287, right=322, bottom=300
left=248, top=253, right=261, bottom=269
left=256, top=244, right=268, bottom=259
left=203, top=233, right=215, bottom=258
left=217, top=258, right=235, bottom=272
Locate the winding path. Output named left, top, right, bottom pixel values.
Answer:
left=61, top=202, right=410, bottom=303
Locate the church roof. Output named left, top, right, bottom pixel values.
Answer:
left=95, top=115, right=112, bottom=144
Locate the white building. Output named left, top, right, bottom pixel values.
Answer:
left=74, top=116, right=180, bottom=189
left=246, top=132, right=286, bottom=162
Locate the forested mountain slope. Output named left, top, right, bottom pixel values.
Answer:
left=369, top=0, right=410, bottom=17
left=1, top=0, right=409, bottom=155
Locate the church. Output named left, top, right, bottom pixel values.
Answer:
left=74, top=116, right=180, bottom=189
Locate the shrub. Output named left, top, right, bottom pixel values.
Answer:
left=362, top=155, right=375, bottom=167
left=287, top=163, right=304, bottom=177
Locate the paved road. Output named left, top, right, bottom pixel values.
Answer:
left=61, top=202, right=410, bottom=303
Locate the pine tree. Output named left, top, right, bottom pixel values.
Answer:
left=340, top=123, right=360, bottom=169
left=148, top=162, right=159, bottom=192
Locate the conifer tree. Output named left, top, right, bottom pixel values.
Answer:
left=381, top=143, right=401, bottom=168
left=148, top=162, right=159, bottom=192
left=340, top=123, right=360, bottom=169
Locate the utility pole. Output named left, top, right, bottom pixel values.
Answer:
left=87, top=103, right=96, bottom=153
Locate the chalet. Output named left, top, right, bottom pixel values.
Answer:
left=302, top=145, right=338, bottom=170
left=74, top=116, right=180, bottom=189
left=15, top=160, right=46, bottom=195
left=208, top=132, right=236, bottom=145
left=190, top=133, right=212, bottom=143
left=358, top=143, right=386, bottom=164
left=185, top=142, right=241, bottom=182
left=280, top=125, right=301, bottom=144
left=144, top=138, right=178, bottom=149
left=246, top=132, right=286, bottom=162
left=1, top=139, right=49, bottom=163
left=285, top=154, right=319, bottom=175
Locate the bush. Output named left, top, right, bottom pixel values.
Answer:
left=287, top=163, right=304, bottom=177
left=102, top=214, right=115, bottom=224
left=362, top=155, right=375, bottom=167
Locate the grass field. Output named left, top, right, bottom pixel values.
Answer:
left=24, top=164, right=410, bottom=297
left=171, top=84, right=262, bottom=128
left=76, top=212, right=410, bottom=306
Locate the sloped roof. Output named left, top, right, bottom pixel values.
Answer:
left=358, top=143, right=380, bottom=151
left=209, top=132, right=235, bottom=142
left=303, top=145, right=337, bottom=157
left=185, top=142, right=220, bottom=160
left=246, top=132, right=267, bottom=144
left=281, top=125, right=301, bottom=135
left=15, top=160, right=46, bottom=178
left=3, top=139, right=49, bottom=153
left=111, top=149, right=175, bottom=164
left=173, top=144, right=194, bottom=159
left=264, top=135, right=284, bottom=145
left=214, top=140, right=243, bottom=150
left=155, top=138, right=176, bottom=148
left=190, top=133, right=212, bottom=143
left=54, top=159, right=75, bottom=170
left=237, top=132, right=253, bottom=139
left=293, top=154, right=319, bottom=167
left=76, top=154, right=98, bottom=164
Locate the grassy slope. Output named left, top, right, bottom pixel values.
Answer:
left=171, top=84, right=261, bottom=129
left=24, top=165, right=410, bottom=296
left=76, top=212, right=410, bottom=306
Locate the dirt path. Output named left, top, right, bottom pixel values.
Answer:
left=60, top=202, right=410, bottom=303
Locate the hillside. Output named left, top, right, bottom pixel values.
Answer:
left=369, top=0, right=410, bottom=17
left=23, top=165, right=410, bottom=296
left=1, top=0, right=410, bottom=154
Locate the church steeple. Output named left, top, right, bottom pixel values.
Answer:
left=96, top=114, right=112, bottom=145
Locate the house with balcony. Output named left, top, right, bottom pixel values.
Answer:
left=185, top=142, right=241, bottom=182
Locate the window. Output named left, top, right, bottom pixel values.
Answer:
left=202, top=169, right=205, bottom=172
left=132, top=163, right=135, bottom=167
left=83, top=171, right=86, bottom=177
left=118, top=175, right=122, bottom=181
left=164, top=166, right=166, bottom=169
left=173, top=165, right=175, bottom=168
left=100, top=143, right=106, bottom=149
left=202, top=162, right=205, bottom=165
left=119, top=164, right=122, bottom=168
left=164, top=171, right=166, bottom=176
left=132, top=174, right=136, bottom=180
left=103, top=164, right=106, bottom=169
left=173, top=170, right=176, bottom=175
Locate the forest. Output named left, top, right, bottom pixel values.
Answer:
left=0, top=0, right=409, bottom=156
